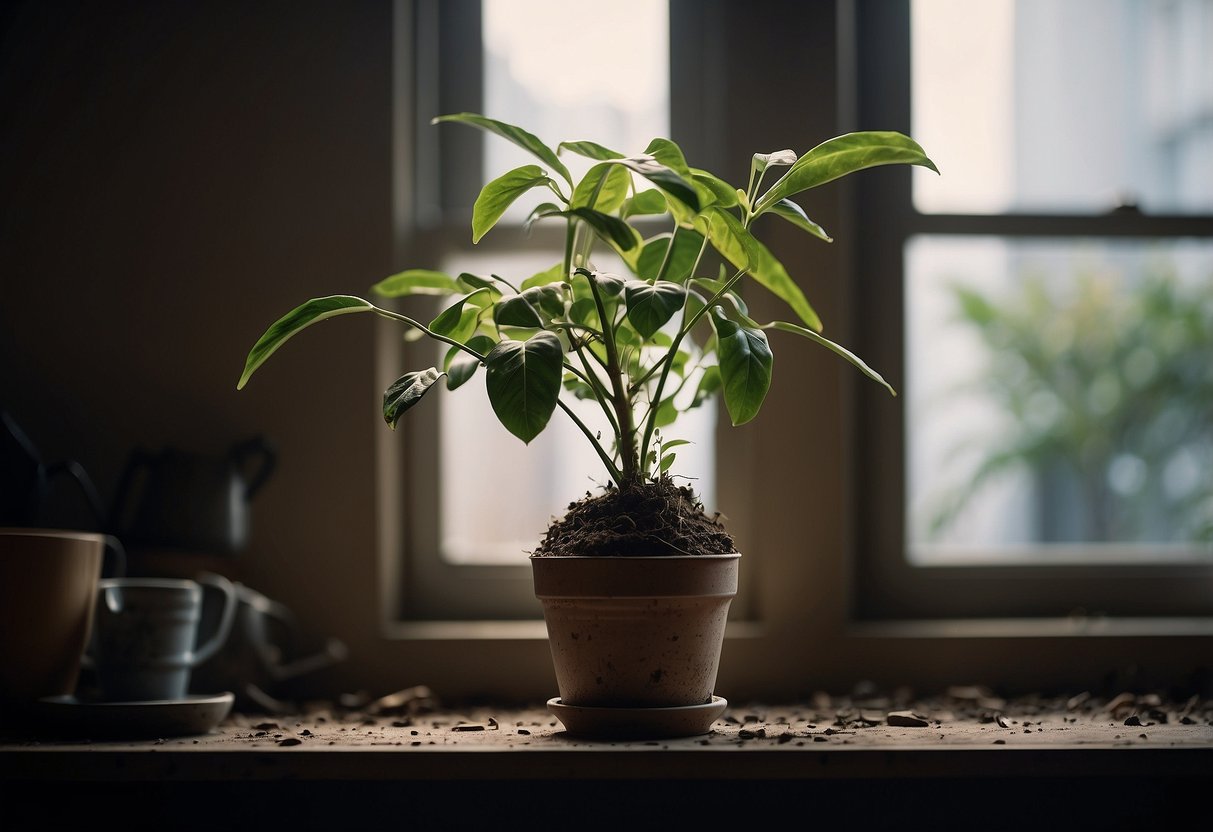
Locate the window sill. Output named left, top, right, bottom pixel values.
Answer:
left=848, top=616, right=1213, bottom=640
left=3, top=691, right=1209, bottom=828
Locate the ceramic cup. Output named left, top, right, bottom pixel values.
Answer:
left=86, top=572, right=237, bottom=702
left=0, top=528, right=112, bottom=707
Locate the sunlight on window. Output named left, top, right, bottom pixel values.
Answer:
left=913, top=0, right=1213, bottom=214
left=907, top=0, right=1213, bottom=565
left=438, top=1, right=701, bottom=565
left=482, top=0, right=669, bottom=220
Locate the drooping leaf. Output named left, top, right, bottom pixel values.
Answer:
left=767, top=198, right=833, bottom=242
left=766, top=320, right=897, bottom=396
left=382, top=368, right=446, bottom=428
left=558, top=140, right=623, bottom=161
left=371, top=270, right=459, bottom=298
left=484, top=331, right=565, bottom=443
left=238, top=296, right=374, bottom=389
left=711, top=308, right=773, bottom=426
left=433, top=113, right=572, bottom=185
left=472, top=165, right=553, bottom=243
left=444, top=335, right=495, bottom=391
left=430, top=287, right=492, bottom=341
left=565, top=206, right=640, bottom=252
left=624, top=279, right=687, bottom=339
left=603, top=156, right=700, bottom=214
left=755, top=131, right=938, bottom=214
left=695, top=207, right=821, bottom=331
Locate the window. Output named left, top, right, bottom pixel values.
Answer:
left=852, top=0, right=1213, bottom=620
left=371, top=0, right=1209, bottom=700
left=397, top=0, right=726, bottom=620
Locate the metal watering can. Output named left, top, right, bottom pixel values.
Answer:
left=109, top=436, right=276, bottom=555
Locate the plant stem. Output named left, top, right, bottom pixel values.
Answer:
left=372, top=308, right=486, bottom=362
left=638, top=267, right=747, bottom=470
left=556, top=399, right=622, bottom=486
left=588, top=273, right=639, bottom=485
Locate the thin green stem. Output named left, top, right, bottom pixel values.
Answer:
left=588, top=273, right=639, bottom=484
left=556, top=398, right=622, bottom=486
left=638, top=267, right=747, bottom=469
left=373, top=308, right=486, bottom=362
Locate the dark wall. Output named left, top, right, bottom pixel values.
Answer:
left=1, top=0, right=395, bottom=677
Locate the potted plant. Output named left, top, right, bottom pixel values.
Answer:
left=237, top=113, right=936, bottom=738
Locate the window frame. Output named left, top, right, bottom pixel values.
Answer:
left=389, top=0, right=762, bottom=622
left=850, top=0, right=1213, bottom=622
left=367, top=0, right=1212, bottom=703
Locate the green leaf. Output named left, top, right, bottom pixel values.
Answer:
left=658, top=452, right=677, bottom=472
left=624, top=279, right=687, bottom=339
left=473, top=165, right=552, bottom=243
left=558, top=140, right=623, bottom=161
left=767, top=198, right=833, bottom=242
left=371, top=269, right=459, bottom=298
left=572, top=163, right=631, bottom=213
left=636, top=229, right=705, bottom=283
left=445, top=335, right=495, bottom=391
left=520, top=262, right=566, bottom=290
left=755, top=131, right=938, bottom=214
left=711, top=308, right=773, bottom=426
left=696, top=207, right=821, bottom=331
left=566, top=207, right=640, bottom=252
left=691, top=168, right=738, bottom=207
left=430, top=288, right=492, bottom=341
left=766, top=321, right=897, bottom=397
left=693, top=365, right=722, bottom=407
left=604, top=156, right=701, bottom=214
left=383, top=368, right=446, bottom=428
left=238, top=296, right=374, bottom=389
left=643, top=137, right=692, bottom=175
left=484, top=331, right=565, bottom=443
left=750, top=149, right=797, bottom=179
left=621, top=188, right=669, bottom=219
left=455, top=273, right=505, bottom=301
left=495, top=294, right=544, bottom=328
left=520, top=284, right=566, bottom=320
left=524, top=202, right=564, bottom=232
left=433, top=112, right=572, bottom=185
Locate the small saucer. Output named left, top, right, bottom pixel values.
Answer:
left=32, top=692, right=234, bottom=740
left=547, top=695, right=728, bottom=740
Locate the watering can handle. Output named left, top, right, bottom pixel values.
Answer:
left=230, top=436, right=276, bottom=500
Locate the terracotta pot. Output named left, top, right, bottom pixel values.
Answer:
left=530, top=553, right=739, bottom=709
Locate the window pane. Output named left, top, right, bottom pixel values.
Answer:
left=483, top=0, right=670, bottom=222
left=438, top=251, right=717, bottom=565
left=906, top=236, right=1213, bottom=563
left=912, top=0, right=1213, bottom=215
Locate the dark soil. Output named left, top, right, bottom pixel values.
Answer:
left=532, top=476, right=736, bottom=556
